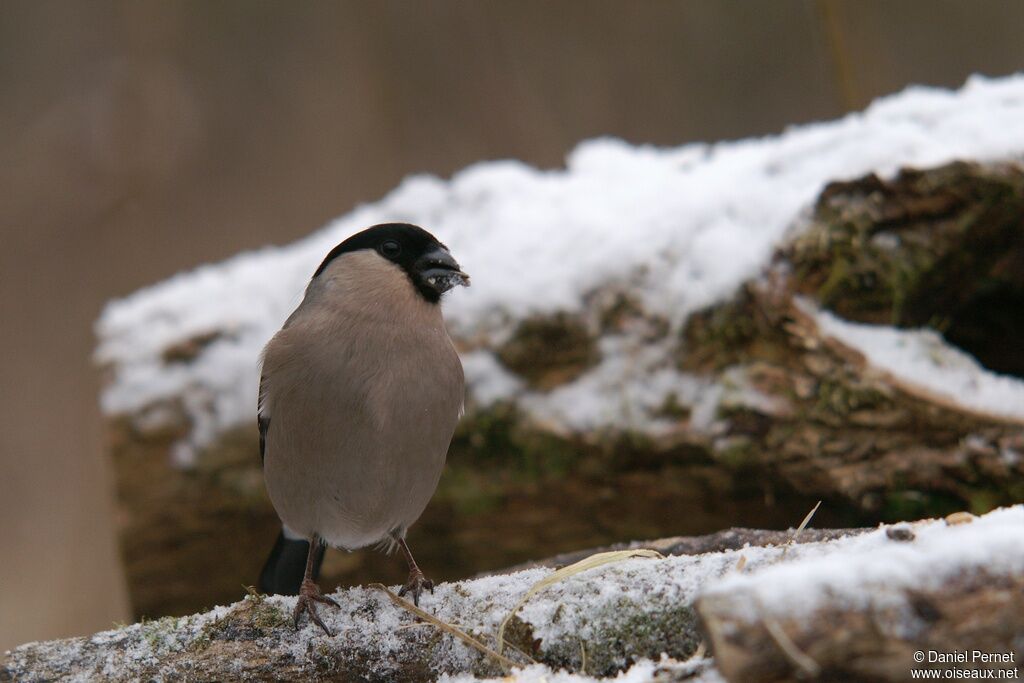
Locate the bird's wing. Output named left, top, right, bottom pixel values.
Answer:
left=258, top=371, right=269, bottom=464
left=259, top=306, right=306, bottom=465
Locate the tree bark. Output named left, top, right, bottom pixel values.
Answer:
left=6, top=511, right=1020, bottom=683
left=3, top=526, right=868, bottom=682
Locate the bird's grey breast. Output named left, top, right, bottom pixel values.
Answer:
left=261, top=252, right=464, bottom=548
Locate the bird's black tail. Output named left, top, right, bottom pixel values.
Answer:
left=258, top=530, right=324, bottom=595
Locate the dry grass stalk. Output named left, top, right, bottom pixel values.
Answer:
left=496, top=549, right=663, bottom=656
left=371, top=584, right=521, bottom=671
left=781, top=500, right=821, bottom=558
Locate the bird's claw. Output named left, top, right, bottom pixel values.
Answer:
left=293, top=579, right=339, bottom=635
left=398, top=570, right=434, bottom=606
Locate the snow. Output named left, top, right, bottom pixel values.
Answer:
left=703, top=505, right=1024, bottom=624
left=519, top=338, right=717, bottom=435
left=6, top=548, right=737, bottom=680
left=438, top=655, right=724, bottom=683
left=806, top=301, right=1024, bottom=422
left=10, top=506, right=1021, bottom=681
left=213, top=507, right=1024, bottom=673
left=94, top=75, right=1024, bottom=458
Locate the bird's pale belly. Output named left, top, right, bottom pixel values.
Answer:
left=263, top=367, right=457, bottom=549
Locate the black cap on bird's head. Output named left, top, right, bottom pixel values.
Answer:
left=313, top=223, right=470, bottom=303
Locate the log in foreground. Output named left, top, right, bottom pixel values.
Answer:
left=699, top=506, right=1024, bottom=682
left=4, top=507, right=1021, bottom=682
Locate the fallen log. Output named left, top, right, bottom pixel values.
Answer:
left=698, top=508, right=1024, bottom=682
left=5, top=507, right=1020, bottom=682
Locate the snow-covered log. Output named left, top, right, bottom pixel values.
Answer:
left=5, top=507, right=1021, bottom=682
left=679, top=159, right=1024, bottom=514
left=698, top=508, right=1024, bottom=682
left=94, top=75, right=1024, bottom=618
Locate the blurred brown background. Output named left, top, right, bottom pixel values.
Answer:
left=1, top=0, right=1022, bottom=652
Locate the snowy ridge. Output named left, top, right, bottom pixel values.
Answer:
left=703, top=505, right=1024, bottom=622
left=95, top=75, right=1024, bottom=458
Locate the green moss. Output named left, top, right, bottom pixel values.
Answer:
left=194, top=593, right=290, bottom=647
left=813, top=379, right=891, bottom=416
left=312, top=642, right=339, bottom=675
left=879, top=490, right=963, bottom=522
left=713, top=436, right=756, bottom=469
left=966, top=489, right=1002, bottom=515
left=816, top=255, right=852, bottom=308
left=496, top=313, right=599, bottom=388
left=435, top=466, right=506, bottom=515
left=794, top=163, right=1024, bottom=342
left=538, top=602, right=701, bottom=676
left=450, top=404, right=581, bottom=481
left=247, top=593, right=291, bottom=631
left=140, top=615, right=184, bottom=652
left=193, top=614, right=229, bottom=650
left=680, top=295, right=762, bottom=370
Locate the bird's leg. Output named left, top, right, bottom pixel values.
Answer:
left=292, top=536, right=339, bottom=635
left=396, top=536, right=434, bottom=606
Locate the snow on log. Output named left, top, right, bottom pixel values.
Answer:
left=698, top=506, right=1024, bottom=682
left=4, top=507, right=1020, bottom=682
left=96, top=75, right=1024, bottom=460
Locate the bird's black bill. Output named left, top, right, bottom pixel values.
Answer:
left=416, top=247, right=470, bottom=293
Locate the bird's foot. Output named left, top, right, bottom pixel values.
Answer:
left=398, top=569, right=434, bottom=606
left=293, top=578, right=339, bottom=635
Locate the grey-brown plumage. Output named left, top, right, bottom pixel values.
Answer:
left=257, top=223, right=468, bottom=634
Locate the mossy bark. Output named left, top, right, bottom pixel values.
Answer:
left=112, top=410, right=842, bottom=621
left=7, top=517, right=1016, bottom=683
left=676, top=162, right=1024, bottom=519
left=680, top=281, right=1024, bottom=518
left=788, top=161, right=1024, bottom=375
left=699, top=570, right=1024, bottom=682
left=3, top=527, right=863, bottom=683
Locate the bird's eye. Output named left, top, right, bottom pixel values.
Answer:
left=380, top=240, right=401, bottom=258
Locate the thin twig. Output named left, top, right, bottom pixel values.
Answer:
left=762, top=614, right=821, bottom=677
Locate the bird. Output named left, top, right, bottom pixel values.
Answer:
left=256, top=222, right=469, bottom=634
